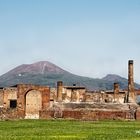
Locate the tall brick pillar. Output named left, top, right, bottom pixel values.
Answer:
left=127, top=60, right=135, bottom=102
left=57, top=81, right=63, bottom=102
left=114, top=83, right=119, bottom=102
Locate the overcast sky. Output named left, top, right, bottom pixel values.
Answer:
left=0, top=0, right=140, bottom=83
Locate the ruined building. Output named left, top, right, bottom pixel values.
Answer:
left=0, top=60, right=140, bottom=120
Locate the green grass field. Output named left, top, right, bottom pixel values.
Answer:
left=0, top=120, right=140, bottom=140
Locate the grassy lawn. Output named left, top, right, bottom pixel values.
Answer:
left=0, top=120, right=140, bottom=140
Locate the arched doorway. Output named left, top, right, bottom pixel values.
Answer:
left=25, top=90, right=42, bottom=119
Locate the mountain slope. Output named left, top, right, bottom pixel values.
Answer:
left=0, top=61, right=139, bottom=90
left=2, top=61, right=67, bottom=76
left=102, top=74, right=140, bottom=90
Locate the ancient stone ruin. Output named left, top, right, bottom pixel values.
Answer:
left=0, top=60, right=140, bottom=120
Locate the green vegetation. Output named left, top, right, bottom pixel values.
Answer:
left=0, top=120, right=140, bottom=140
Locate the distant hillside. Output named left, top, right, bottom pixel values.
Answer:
left=102, top=74, right=140, bottom=90
left=0, top=61, right=139, bottom=90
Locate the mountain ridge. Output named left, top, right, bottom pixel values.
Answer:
left=2, top=61, right=68, bottom=75
left=0, top=61, right=139, bottom=90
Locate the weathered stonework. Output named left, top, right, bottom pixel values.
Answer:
left=3, top=87, right=17, bottom=108
left=0, top=60, right=140, bottom=121
left=17, top=84, right=50, bottom=118
left=62, top=86, right=86, bottom=103
left=114, top=83, right=119, bottom=102
left=39, top=109, right=134, bottom=121
left=0, top=89, right=3, bottom=107
left=128, top=60, right=135, bottom=102
left=57, top=81, right=63, bottom=102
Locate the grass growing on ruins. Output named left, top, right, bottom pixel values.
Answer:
left=0, top=120, right=140, bottom=140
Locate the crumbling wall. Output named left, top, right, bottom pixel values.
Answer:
left=136, top=111, right=140, bottom=120
left=39, top=102, right=137, bottom=120
left=0, top=108, right=24, bottom=120
left=39, top=109, right=129, bottom=120
left=63, top=88, right=86, bottom=103
left=50, top=88, right=56, bottom=101
left=85, top=91, right=125, bottom=104
left=40, top=110, right=54, bottom=119
left=17, top=84, right=50, bottom=118
left=3, top=87, right=17, bottom=108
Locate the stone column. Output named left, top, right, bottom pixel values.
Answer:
left=76, top=91, right=80, bottom=102
left=71, top=89, right=74, bottom=102
left=114, top=83, right=119, bottom=102
left=127, top=60, right=135, bottom=102
left=57, top=81, right=63, bottom=102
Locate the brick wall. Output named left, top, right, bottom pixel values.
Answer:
left=39, top=109, right=129, bottom=120
left=136, top=111, right=140, bottom=120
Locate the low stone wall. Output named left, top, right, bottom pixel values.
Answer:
left=97, top=111, right=127, bottom=120
left=63, top=110, right=129, bottom=120
left=63, top=110, right=83, bottom=120
left=62, top=102, right=129, bottom=110
left=0, top=106, right=138, bottom=120
left=40, top=109, right=130, bottom=120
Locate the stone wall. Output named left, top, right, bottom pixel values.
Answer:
left=62, top=87, right=86, bottom=103
left=85, top=91, right=125, bottom=104
left=39, top=102, right=138, bottom=120
left=0, top=108, right=23, bottom=120
left=0, top=89, right=3, bottom=107
left=39, top=109, right=130, bottom=120
left=17, top=84, right=50, bottom=118
left=3, top=87, right=17, bottom=108
left=39, top=110, right=54, bottom=119
left=0, top=107, right=137, bottom=120
left=136, top=110, right=140, bottom=120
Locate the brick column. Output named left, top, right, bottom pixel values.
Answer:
left=114, top=83, right=119, bottom=102
left=127, top=60, right=135, bottom=102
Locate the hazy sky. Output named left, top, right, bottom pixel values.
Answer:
left=0, top=0, right=140, bottom=83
